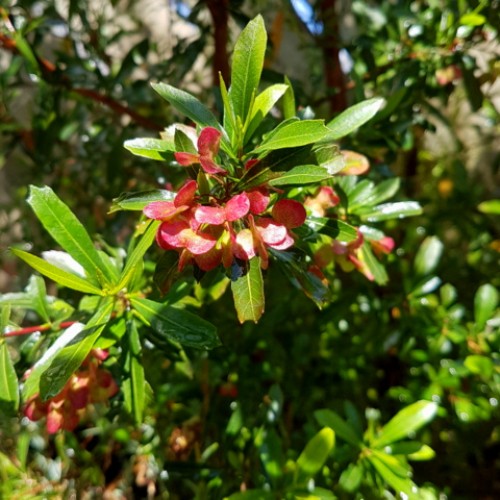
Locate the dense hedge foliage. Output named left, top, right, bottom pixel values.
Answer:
left=1, top=1, right=499, bottom=498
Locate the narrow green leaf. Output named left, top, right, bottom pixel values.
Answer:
left=124, top=138, right=175, bottom=160
left=152, top=82, right=220, bottom=129
left=325, top=98, right=384, bottom=140
left=122, top=320, right=145, bottom=423
left=305, top=216, right=358, bottom=243
left=11, top=249, right=104, bottom=295
left=22, top=299, right=113, bottom=399
left=260, top=428, right=285, bottom=481
left=25, top=275, right=51, bottom=323
left=296, top=428, right=335, bottom=483
left=314, top=409, right=362, bottom=447
left=111, top=220, right=160, bottom=293
left=358, top=201, right=423, bottom=222
left=110, top=190, right=175, bottom=213
left=253, top=120, right=330, bottom=153
left=314, top=144, right=345, bottom=175
left=478, top=199, right=500, bottom=215
left=175, top=127, right=197, bottom=154
left=367, top=452, right=419, bottom=499
left=372, top=401, right=438, bottom=448
left=386, top=441, right=436, bottom=461
left=0, top=335, right=19, bottom=414
left=231, top=258, right=265, bottom=323
left=244, top=84, right=288, bottom=143
left=414, top=236, right=444, bottom=276
left=474, top=284, right=498, bottom=330
left=282, top=76, right=296, bottom=120
left=351, top=178, right=400, bottom=210
left=358, top=242, right=389, bottom=285
left=269, top=165, right=332, bottom=186
left=220, top=73, right=237, bottom=146
left=347, top=180, right=375, bottom=210
left=339, top=462, right=363, bottom=492
left=39, top=299, right=114, bottom=400
left=27, top=186, right=112, bottom=285
left=229, top=15, right=267, bottom=123
left=131, top=297, right=220, bottom=349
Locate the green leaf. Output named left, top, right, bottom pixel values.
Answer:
left=464, top=355, right=494, bottom=379
left=314, top=144, right=345, bottom=175
left=372, top=401, right=438, bottom=448
left=231, top=257, right=265, bottom=323
left=314, top=409, right=362, bottom=447
left=253, top=120, right=330, bottom=153
left=282, top=76, right=296, bottom=120
left=339, top=462, right=363, bottom=492
left=229, top=15, right=267, bottom=123
left=122, top=319, right=145, bottom=423
left=474, top=284, right=498, bottom=330
left=152, top=82, right=220, bottom=130
left=367, top=451, right=419, bottom=499
left=386, top=442, right=436, bottom=461
left=27, top=186, right=112, bottom=285
left=355, top=178, right=400, bottom=208
left=130, top=297, right=220, bottom=349
left=305, top=216, right=358, bottom=243
left=260, top=428, right=285, bottom=481
left=269, top=165, right=332, bottom=187
left=11, top=249, right=104, bottom=295
left=325, top=98, right=384, bottom=140
left=244, top=84, right=288, bottom=143
left=226, top=491, right=274, bottom=500
left=175, top=127, right=197, bottom=154
left=123, top=138, right=175, bottom=160
left=296, top=428, right=335, bottom=484
left=459, top=12, right=486, bottom=26
left=0, top=327, right=20, bottom=415
left=111, top=220, right=160, bottom=293
left=109, top=190, right=175, bottom=213
left=38, top=299, right=114, bottom=400
left=358, top=242, right=389, bottom=285
left=220, top=73, right=237, bottom=146
left=414, top=236, right=444, bottom=276
left=478, top=199, right=500, bottom=215
left=358, top=201, right=422, bottom=222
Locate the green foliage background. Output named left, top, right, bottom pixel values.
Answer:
left=0, top=1, right=499, bottom=498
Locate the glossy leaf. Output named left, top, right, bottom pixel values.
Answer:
left=474, top=284, right=498, bottom=330
left=110, top=190, right=175, bottom=213
left=358, top=242, right=389, bottom=285
left=11, top=249, right=104, bottom=295
left=220, top=73, right=237, bottom=146
left=122, top=319, right=145, bottom=423
left=314, top=409, right=362, bottom=447
left=339, top=462, right=363, bottom=492
left=244, top=84, right=288, bottom=143
left=478, top=199, right=500, bottom=215
left=229, top=15, right=267, bottom=123
left=314, top=144, right=345, bottom=175
left=253, top=120, right=330, bottom=153
left=123, top=138, right=175, bottom=160
left=0, top=310, right=19, bottom=415
left=231, top=257, right=265, bottom=323
left=152, top=82, right=220, bottom=130
left=367, top=451, right=419, bottom=499
left=282, top=76, right=296, bottom=120
left=372, top=400, right=438, bottom=448
left=358, top=201, right=423, bottom=222
left=414, top=236, right=444, bottom=276
left=296, top=427, right=335, bottom=483
left=131, top=297, right=220, bottom=349
left=174, top=127, right=197, bottom=154
left=39, top=299, right=114, bottom=400
left=27, top=186, right=112, bottom=285
left=111, top=220, right=160, bottom=293
left=325, top=98, right=384, bottom=140
left=386, top=442, right=436, bottom=461
left=269, top=165, right=332, bottom=186
left=305, top=216, right=358, bottom=243
left=357, top=178, right=400, bottom=207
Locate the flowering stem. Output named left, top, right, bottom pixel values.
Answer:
left=4, top=321, right=76, bottom=338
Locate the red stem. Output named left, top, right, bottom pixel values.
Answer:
left=4, top=321, right=76, bottom=338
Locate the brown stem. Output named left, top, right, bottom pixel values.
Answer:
left=205, top=0, right=230, bottom=86
left=0, top=32, right=162, bottom=131
left=317, top=0, right=347, bottom=114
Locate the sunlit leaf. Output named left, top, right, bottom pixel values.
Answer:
left=123, top=138, right=175, bottom=160
left=474, top=284, right=498, bottom=330
left=110, top=190, right=175, bottom=213
left=231, top=257, right=265, bottom=323
left=296, top=427, right=335, bottom=483
left=269, top=165, right=332, bottom=186
left=314, top=409, right=362, bottom=447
